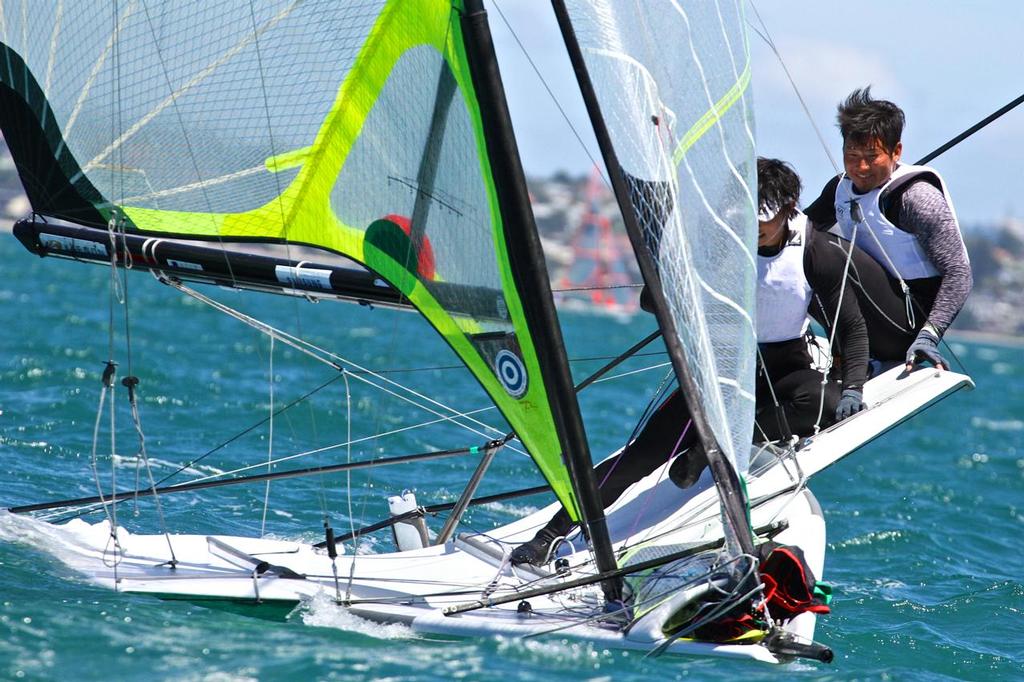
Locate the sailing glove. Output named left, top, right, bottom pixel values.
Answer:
left=835, top=388, right=866, bottom=421
left=905, top=328, right=947, bottom=370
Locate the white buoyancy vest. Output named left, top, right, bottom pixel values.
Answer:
left=831, top=163, right=960, bottom=280
left=757, top=212, right=812, bottom=343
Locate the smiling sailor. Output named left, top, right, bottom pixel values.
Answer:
left=804, top=88, right=973, bottom=371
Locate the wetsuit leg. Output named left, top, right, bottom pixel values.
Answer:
left=755, top=369, right=841, bottom=442
left=541, top=389, right=696, bottom=536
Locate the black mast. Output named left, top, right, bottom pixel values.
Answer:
left=550, top=0, right=755, bottom=556
left=460, top=0, right=621, bottom=599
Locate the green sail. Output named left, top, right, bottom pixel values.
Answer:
left=0, top=0, right=581, bottom=520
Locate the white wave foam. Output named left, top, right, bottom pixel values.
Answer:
left=495, top=635, right=617, bottom=670
left=298, top=590, right=413, bottom=639
left=993, top=362, right=1014, bottom=376
left=832, top=529, right=903, bottom=548
left=971, top=417, right=1023, bottom=432
left=107, top=454, right=224, bottom=477
left=0, top=511, right=127, bottom=559
left=481, top=501, right=540, bottom=517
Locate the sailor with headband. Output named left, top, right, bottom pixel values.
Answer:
left=754, top=157, right=871, bottom=440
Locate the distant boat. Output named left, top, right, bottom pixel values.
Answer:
left=0, top=0, right=972, bottom=663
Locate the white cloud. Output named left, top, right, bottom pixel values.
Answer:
left=753, top=39, right=905, bottom=118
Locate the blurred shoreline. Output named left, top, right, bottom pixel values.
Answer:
left=2, top=165, right=1022, bottom=340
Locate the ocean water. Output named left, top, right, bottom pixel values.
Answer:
left=0, top=233, right=1021, bottom=681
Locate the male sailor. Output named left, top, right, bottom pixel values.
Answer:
left=804, top=88, right=972, bottom=371
left=754, top=157, right=870, bottom=440
left=509, top=159, right=871, bottom=568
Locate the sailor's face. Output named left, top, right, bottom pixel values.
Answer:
left=757, top=205, right=790, bottom=248
left=843, top=137, right=902, bottom=193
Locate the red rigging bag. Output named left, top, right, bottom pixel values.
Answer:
left=757, top=541, right=832, bottom=620
left=677, top=541, right=833, bottom=642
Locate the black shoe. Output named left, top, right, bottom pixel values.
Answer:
left=669, top=445, right=707, bottom=489
left=510, top=527, right=561, bottom=566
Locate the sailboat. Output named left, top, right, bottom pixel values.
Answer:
left=0, top=0, right=972, bottom=663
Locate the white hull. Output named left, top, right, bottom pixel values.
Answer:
left=1, top=365, right=971, bottom=662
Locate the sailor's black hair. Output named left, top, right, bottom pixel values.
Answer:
left=837, top=87, right=905, bottom=153
left=757, top=157, right=801, bottom=220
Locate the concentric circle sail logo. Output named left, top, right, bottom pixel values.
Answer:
left=495, top=350, right=528, bottom=398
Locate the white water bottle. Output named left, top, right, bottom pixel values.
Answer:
left=387, top=491, right=430, bottom=551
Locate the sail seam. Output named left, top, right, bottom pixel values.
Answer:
left=717, top=377, right=756, bottom=403
left=63, top=1, right=135, bottom=143
left=43, top=0, right=63, bottom=94
left=673, top=0, right=757, bottom=218
left=697, top=275, right=755, bottom=331
left=76, top=2, right=300, bottom=177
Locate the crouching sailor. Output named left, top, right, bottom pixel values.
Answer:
left=754, top=157, right=871, bottom=440
left=805, top=88, right=973, bottom=370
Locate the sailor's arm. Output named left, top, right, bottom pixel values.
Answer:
left=895, top=181, right=974, bottom=336
left=804, top=176, right=842, bottom=231
left=804, top=231, right=869, bottom=418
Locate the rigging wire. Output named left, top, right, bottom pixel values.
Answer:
left=746, top=1, right=962, bottom=401
left=89, top=364, right=123, bottom=567
left=48, top=296, right=672, bottom=526
left=96, top=0, right=126, bottom=577
left=28, top=445, right=486, bottom=519
left=646, top=555, right=763, bottom=657
left=134, top=0, right=236, bottom=284
left=48, top=0, right=674, bottom=553
left=296, top=348, right=668, bottom=378
left=125, top=3, right=327, bottom=546
left=260, top=337, right=275, bottom=538
left=746, top=1, right=840, bottom=175
left=152, top=372, right=346, bottom=487
left=587, top=360, right=671, bottom=384
left=745, top=2, right=859, bottom=434
left=177, top=406, right=516, bottom=484
left=123, top=376, right=178, bottom=567
left=342, top=370, right=358, bottom=584
left=749, top=1, right=1018, bottom=378
left=145, top=337, right=667, bottom=490
left=812, top=224, right=859, bottom=435
left=166, top=280, right=515, bottom=446
left=490, top=0, right=608, bottom=187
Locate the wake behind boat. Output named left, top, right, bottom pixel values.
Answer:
left=0, top=0, right=972, bottom=665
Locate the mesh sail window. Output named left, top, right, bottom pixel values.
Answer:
left=0, top=0, right=580, bottom=518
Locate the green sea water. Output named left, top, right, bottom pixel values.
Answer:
left=0, top=233, right=1021, bottom=681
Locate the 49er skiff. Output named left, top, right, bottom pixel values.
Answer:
left=0, top=0, right=971, bottom=663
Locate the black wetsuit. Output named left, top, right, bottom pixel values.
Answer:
left=805, top=174, right=973, bottom=357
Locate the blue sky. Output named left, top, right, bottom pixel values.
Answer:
left=491, top=1, right=1023, bottom=227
